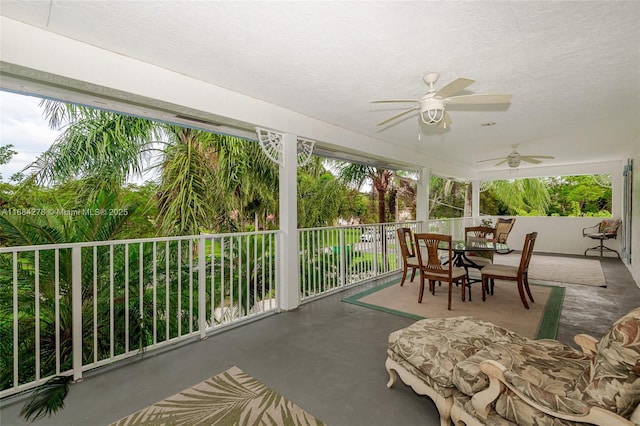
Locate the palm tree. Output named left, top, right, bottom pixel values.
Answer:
left=297, top=158, right=346, bottom=228
left=34, top=101, right=159, bottom=193
left=482, top=179, right=551, bottom=215
left=32, top=101, right=280, bottom=235
left=333, top=162, right=395, bottom=271
left=0, top=191, right=142, bottom=420
left=333, top=162, right=394, bottom=224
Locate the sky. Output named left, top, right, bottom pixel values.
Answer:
left=0, top=90, right=58, bottom=181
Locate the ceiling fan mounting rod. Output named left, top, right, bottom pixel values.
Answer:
left=423, top=72, right=439, bottom=94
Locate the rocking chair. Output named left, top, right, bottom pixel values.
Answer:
left=494, top=218, right=516, bottom=254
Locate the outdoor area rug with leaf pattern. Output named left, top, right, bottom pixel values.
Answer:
left=109, top=366, right=325, bottom=426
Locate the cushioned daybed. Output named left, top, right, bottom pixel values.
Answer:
left=386, top=307, right=640, bottom=425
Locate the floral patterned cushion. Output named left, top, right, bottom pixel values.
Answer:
left=494, top=388, right=583, bottom=426
left=599, top=219, right=621, bottom=235
left=387, top=349, right=453, bottom=396
left=453, top=339, right=592, bottom=399
left=452, top=390, right=517, bottom=426
left=571, top=307, right=640, bottom=418
left=388, top=317, right=527, bottom=390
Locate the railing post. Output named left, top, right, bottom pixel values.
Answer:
left=71, top=246, right=83, bottom=382
left=339, top=228, right=346, bottom=288
left=198, top=236, right=207, bottom=339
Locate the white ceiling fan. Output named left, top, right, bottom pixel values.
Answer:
left=477, top=144, right=555, bottom=168
left=372, top=72, right=512, bottom=128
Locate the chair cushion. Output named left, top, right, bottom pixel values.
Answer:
left=452, top=390, right=517, bottom=426
left=481, top=264, right=518, bottom=278
left=387, top=317, right=527, bottom=390
left=584, top=232, right=607, bottom=239
left=571, top=307, right=640, bottom=418
left=454, top=340, right=594, bottom=425
left=453, top=339, right=591, bottom=398
left=424, top=266, right=467, bottom=280
left=406, top=257, right=420, bottom=267
left=599, top=219, right=621, bottom=234
left=387, top=349, right=453, bottom=396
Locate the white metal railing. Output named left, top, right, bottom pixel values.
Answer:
left=0, top=231, right=278, bottom=398
left=1, top=221, right=427, bottom=398
left=298, top=221, right=422, bottom=301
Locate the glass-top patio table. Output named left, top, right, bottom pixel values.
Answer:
left=450, top=240, right=509, bottom=269
left=448, top=240, right=509, bottom=301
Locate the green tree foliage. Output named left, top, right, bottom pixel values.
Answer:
left=29, top=101, right=283, bottom=235
left=546, top=176, right=611, bottom=216
left=297, top=160, right=345, bottom=228
left=0, top=144, right=17, bottom=181
left=333, top=162, right=394, bottom=223
left=35, top=101, right=159, bottom=191
left=479, top=175, right=611, bottom=217
left=482, top=179, right=550, bottom=216
left=429, top=176, right=466, bottom=218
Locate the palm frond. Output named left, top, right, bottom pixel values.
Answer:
left=32, top=102, right=159, bottom=189
left=20, top=375, right=72, bottom=423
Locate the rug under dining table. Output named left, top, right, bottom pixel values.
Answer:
left=344, top=279, right=564, bottom=339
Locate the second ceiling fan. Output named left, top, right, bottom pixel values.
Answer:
left=372, top=72, right=512, bottom=128
left=477, top=144, right=555, bottom=168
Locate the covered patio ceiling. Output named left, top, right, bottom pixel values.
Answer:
left=1, top=1, right=638, bottom=179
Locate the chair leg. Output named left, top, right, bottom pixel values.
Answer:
left=400, top=265, right=408, bottom=286
left=418, top=275, right=425, bottom=303
left=460, top=278, right=466, bottom=302
left=517, top=278, right=530, bottom=309
left=481, top=277, right=486, bottom=302
left=524, top=274, right=534, bottom=303
left=410, top=267, right=417, bottom=282
left=447, top=281, right=453, bottom=310
left=584, top=238, right=621, bottom=259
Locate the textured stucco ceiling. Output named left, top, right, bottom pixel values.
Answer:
left=1, top=1, right=639, bottom=174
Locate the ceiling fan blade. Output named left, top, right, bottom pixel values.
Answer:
left=520, top=157, right=543, bottom=164
left=435, top=78, right=475, bottom=98
left=523, top=155, right=555, bottom=160
left=520, top=155, right=555, bottom=164
left=376, top=106, right=419, bottom=126
left=494, top=159, right=508, bottom=166
left=477, top=157, right=507, bottom=163
left=444, top=93, right=513, bottom=105
left=371, top=99, right=419, bottom=103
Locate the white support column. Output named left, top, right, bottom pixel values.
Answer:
left=416, top=167, right=430, bottom=232
left=278, top=133, right=300, bottom=311
left=472, top=180, right=480, bottom=221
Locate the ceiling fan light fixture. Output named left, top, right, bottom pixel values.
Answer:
left=507, top=154, right=521, bottom=168
left=420, top=97, right=445, bottom=125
